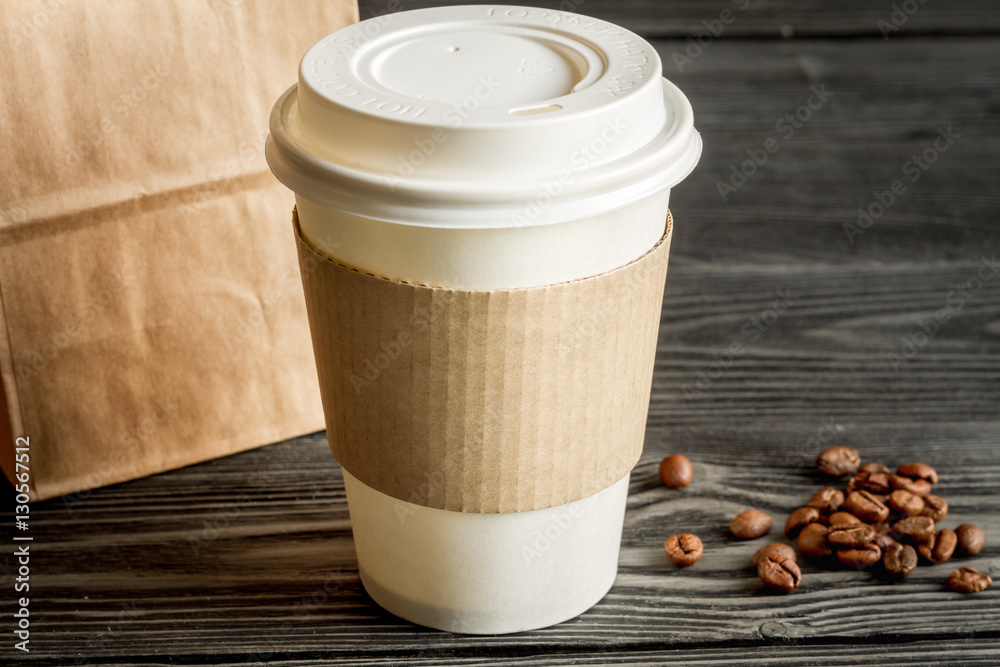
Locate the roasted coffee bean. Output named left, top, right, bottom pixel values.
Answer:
left=916, top=531, right=938, bottom=563
left=806, top=487, right=844, bottom=513
left=816, top=446, right=860, bottom=476
left=846, top=471, right=893, bottom=496
left=889, top=474, right=932, bottom=496
left=837, top=543, right=881, bottom=568
left=784, top=507, right=820, bottom=538
left=752, top=543, right=797, bottom=567
left=758, top=554, right=802, bottom=593
left=730, top=509, right=773, bottom=539
left=828, top=511, right=862, bottom=526
left=921, top=494, right=948, bottom=522
left=888, top=489, right=925, bottom=516
left=859, top=462, right=891, bottom=474
left=842, top=490, right=890, bottom=523
left=828, top=523, right=877, bottom=548
left=664, top=533, right=703, bottom=566
left=896, top=462, right=938, bottom=484
left=659, top=454, right=693, bottom=489
left=922, top=528, right=956, bottom=564
left=882, top=542, right=917, bottom=579
left=892, top=516, right=936, bottom=543
left=955, top=523, right=986, bottom=555
left=798, top=523, right=833, bottom=558
left=874, top=532, right=901, bottom=550
left=948, top=567, right=993, bottom=594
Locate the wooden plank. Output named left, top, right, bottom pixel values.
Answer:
left=357, top=0, right=1000, bottom=38
left=8, top=419, right=999, bottom=661
left=657, top=36, right=1000, bottom=267
left=16, top=640, right=1000, bottom=667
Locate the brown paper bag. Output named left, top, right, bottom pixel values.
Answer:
left=0, top=0, right=358, bottom=501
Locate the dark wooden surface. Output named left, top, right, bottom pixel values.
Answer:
left=4, top=1, right=1000, bottom=665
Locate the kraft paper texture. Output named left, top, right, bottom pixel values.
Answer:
left=296, top=210, right=673, bottom=513
left=0, top=0, right=358, bottom=501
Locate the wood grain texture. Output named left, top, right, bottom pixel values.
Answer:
left=358, top=0, right=1000, bottom=38
left=3, top=432, right=999, bottom=665
left=3, top=4, right=1000, bottom=666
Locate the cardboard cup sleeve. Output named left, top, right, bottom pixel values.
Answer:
left=294, top=209, right=673, bottom=514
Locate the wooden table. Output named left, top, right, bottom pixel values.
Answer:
left=6, top=1, right=999, bottom=664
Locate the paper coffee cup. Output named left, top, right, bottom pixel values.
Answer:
left=266, top=5, right=701, bottom=634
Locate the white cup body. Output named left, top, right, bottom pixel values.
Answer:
left=344, top=469, right=630, bottom=634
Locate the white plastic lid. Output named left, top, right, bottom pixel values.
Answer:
left=266, top=5, right=701, bottom=228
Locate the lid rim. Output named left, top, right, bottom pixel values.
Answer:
left=268, top=5, right=701, bottom=228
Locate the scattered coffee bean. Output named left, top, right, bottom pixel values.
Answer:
left=896, top=462, right=938, bottom=484
left=730, top=509, right=773, bottom=539
left=892, top=516, right=936, bottom=543
left=752, top=543, right=797, bottom=567
left=955, top=523, right=985, bottom=555
left=888, top=489, right=925, bottom=516
left=664, top=533, right=703, bottom=566
left=806, top=487, right=844, bottom=513
left=828, top=511, right=862, bottom=526
left=846, top=471, right=893, bottom=496
left=842, top=490, right=890, bottom=523
left=916, top=533, right=934, bottom=562
left=758, top=554, right=802, bottom=593
left=948, top=567, right=993, bottom=594
left=889, top=474, right=932, bottom=497
left=837, top=543, right=881, bottom=568
left=828, top=523, right=877, bottom=548
left=921, top=494, right=948, bottom=522
left=798, top=523, right=833, bottom=558
left=922, top=528, right=956, bottom=565
left=760, top=450, right=989, bottom=596
left=816, top=446, right=860, bottom=477
left=659, top=454, right=693, bottom=489
left=670, top=450, right=985, bottom=598
left=784, top=507, right=820, bottom=537
left=882, top=542, right=917, bottom=579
